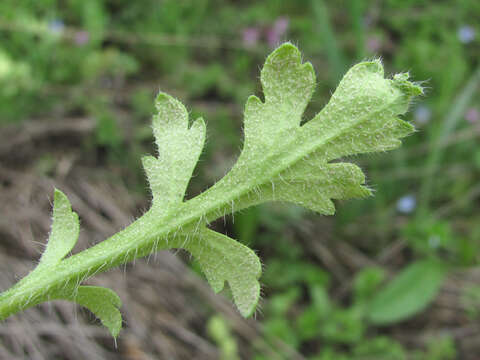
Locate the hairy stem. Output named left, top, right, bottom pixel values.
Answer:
left=0, top=158, right=275, bottom=320
left=0, top=100, right=399, bottom=320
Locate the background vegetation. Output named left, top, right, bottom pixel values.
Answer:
left=0, top=1, right=479, bottom=359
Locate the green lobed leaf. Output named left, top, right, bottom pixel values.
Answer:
left=35, top=189, right=79, bottom=270
left=53, top=286, right=122, bottom=338
left=181, top=227, right=261, bottom=317
left=0, top=43, right=422, bottom=336
left=221, top=43, right=421, bottom=216
left=142, top=93, right=205, bottom=212
left=8, top=190, right=124, bottom=337
left=241, top=43, right=316, bottom=157
left=367, top=260, right=447, bottom=325
left=143, top=43, right=421, bottom=318
left=251, top=162, right=371, bottom=215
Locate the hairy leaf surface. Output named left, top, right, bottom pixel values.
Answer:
left=35, top=189, right=79, bottom=271
left=1, top=190, right=124, bottom=338
left=155, top=44, right=420, bottom=318
left=182, top=228, right=261, bottom=317
left=0, top=43, right=422, bottom=337
left=142, top=93, right=205, bottom=212
left=53, top=286, right=123, bottom=338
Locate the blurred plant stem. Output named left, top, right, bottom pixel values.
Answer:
left=419, top=66, right=480, bottom=212
left=348, top=0, right=367, bottom=60
left=311, top=0, right=347, bottom=83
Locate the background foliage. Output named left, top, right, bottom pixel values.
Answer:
left=0, top=1, right=479, bottom=359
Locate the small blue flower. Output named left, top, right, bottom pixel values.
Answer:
left=396, top=194, right=416, bottom=214
left=48, top=19, right=65, bottom=34
left=414, top=105, right=431, bottom=125
left=458, top=26, right=475, bottom=44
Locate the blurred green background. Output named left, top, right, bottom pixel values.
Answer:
left=0, top=1, right=479, bottom=359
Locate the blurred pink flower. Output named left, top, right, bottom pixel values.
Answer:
left=242, top=27, right=260, bottom=47
left=465, top=108, right=479, bottom=124
left=366, top=36, right=381, bottom=53
left=74, top=31, right=90, bottom=45
left=266, top=17, right=289, bottom=47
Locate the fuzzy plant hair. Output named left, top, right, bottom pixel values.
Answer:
left=0, top=43, right=422, bottom=337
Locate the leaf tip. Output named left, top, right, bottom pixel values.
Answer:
left=353, top=59, right=384, bottom=76
left=393, top=72, right=424, bottom=97
left=152, top=92, right=188, bottom=128
left=154, top=92, right=173, bottom=110
left=237, top=284, right=261, bottom=318
left=191, top=116, right=206, bottom=133
left=271, top=42, right=300, bottom=57
left=53, top=188, right=71, bottom=209
left=264, top=42, right=302, bottom=69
